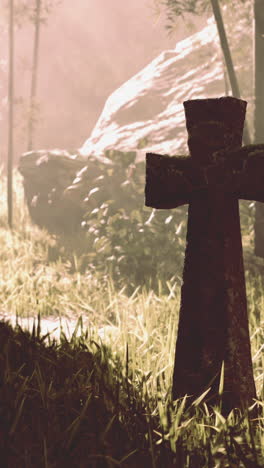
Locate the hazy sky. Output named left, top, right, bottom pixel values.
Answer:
left=1, top=0, right=206, bottom=161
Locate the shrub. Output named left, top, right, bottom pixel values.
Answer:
left=81, top=150, right=187, bottom=291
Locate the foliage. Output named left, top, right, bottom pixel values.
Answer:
left=79, top=151, right=186, bottom=292
left=158, top=0, right=251, bottom=22
left=160, top=0, right=212, bottom=18
left=1, top=0, right=62, bottom=27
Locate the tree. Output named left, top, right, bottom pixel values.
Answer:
left=24, top=0, right=61, bottom=151
left=253, top=0, right=264, bottom=256
left=210, top=0, right=251, bottom=145
left=4, top=0, right=62, bottom=226
left=27, top=0, right=62, bottom=151
left=8, top=0, right=14, bottom=228
left=27, top=0, right=41, bottom=151
left=4, top=0, right=62, bottom=155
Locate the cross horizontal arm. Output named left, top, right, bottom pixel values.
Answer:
left=145, top=145, right=264, bottom=209
left=145, top=153, right=195, bottom=209
left=213, top=144, right=264, bottom=202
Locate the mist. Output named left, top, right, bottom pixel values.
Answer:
left=1, top=0, right=206, bottom=163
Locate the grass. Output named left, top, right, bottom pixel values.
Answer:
left=0, top=169, right=263, bottom=467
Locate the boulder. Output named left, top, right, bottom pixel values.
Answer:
left=19, top=148, right=139, bottom=231
left=79, top=10, right=251, bottom=161
left=63, top=150, right=140, bottom=216
left=79, top=18, right=224, bottom=160
left=19, top=150, right=87, bottom=232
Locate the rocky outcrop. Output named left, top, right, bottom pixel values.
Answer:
left=19, top=150, right=87, bottom=231
left=79, top=10, right=251, bottom=160
left=19, top=148, right=139, bottom=232
left=19, top=12, right=252, bottom=232
left=63, top=150, right=140, bottom=215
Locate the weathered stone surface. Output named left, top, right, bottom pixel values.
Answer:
left=63, top=150, right=139, bottom=214
left=18, top=150, right=87, bottom=231
left=146, top=143, right=264, bottom=209
left=19, top=148, right=139, bottom=231
left=146, top=97, right=261, bottom=412
left=79, top=14, right=251, bottom=160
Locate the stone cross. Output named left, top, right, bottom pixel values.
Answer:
left=145, top=97, right=264, bottom=412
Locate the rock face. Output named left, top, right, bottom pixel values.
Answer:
left=63, top=150, right=140, bottom=215
left=19, top=13, right=251, bottom=231
left=80, top=18, right=225, bottom=160
left=19, top=150, right=87, bottom=231
left=19, top=148, right=139, bottom=232
left=79, top=6, right=252, bottom=161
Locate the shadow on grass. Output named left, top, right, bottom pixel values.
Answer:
left=0, top=319, right=151, bottom=468
left=0, top=319, right=263, bottom=468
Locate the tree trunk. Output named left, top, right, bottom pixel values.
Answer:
left=210, top=0, right=251, bottom=145
left=253, top=0, right=264, bottom=257
left=27, top=0, right=41, bottom=152
left=8, top=0, right=14, bottom=228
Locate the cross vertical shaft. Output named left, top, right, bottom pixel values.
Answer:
left=173, top=190, right=255, bottom=410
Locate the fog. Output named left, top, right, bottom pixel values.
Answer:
left=1, top=0, right=206, bottom=163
